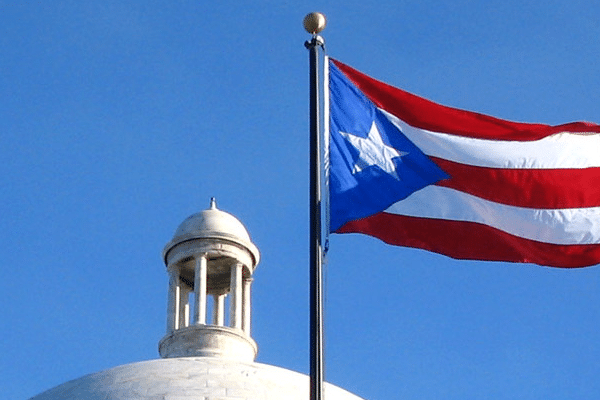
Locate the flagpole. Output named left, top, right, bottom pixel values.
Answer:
left=304, top=12, right=326, bottom=400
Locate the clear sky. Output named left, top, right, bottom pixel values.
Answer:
left=2, top=1, right=599, bottom=399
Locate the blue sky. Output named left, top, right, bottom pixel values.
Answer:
left=2, top=1, right=599, bottom=399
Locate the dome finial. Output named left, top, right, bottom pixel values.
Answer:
left=210, top=197, right=217, bottom=209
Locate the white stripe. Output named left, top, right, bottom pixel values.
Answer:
left=385, top=186, right=600, bottom=245
left=381, top=109, right=600, bottom=169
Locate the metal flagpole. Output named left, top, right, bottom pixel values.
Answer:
left=303, top=11, right=327, bottom=400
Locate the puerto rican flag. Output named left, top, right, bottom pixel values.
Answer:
left=327, top=58, right=600, bottom=268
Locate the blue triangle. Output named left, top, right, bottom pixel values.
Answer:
left=329, top=61, right=449, bottom=232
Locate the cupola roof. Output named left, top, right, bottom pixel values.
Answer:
left=163, top=198, right=259, bottom=266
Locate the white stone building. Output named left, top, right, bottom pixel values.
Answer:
left=31, top=199, right=365, bottom=400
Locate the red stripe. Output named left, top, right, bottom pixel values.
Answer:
left=432, top=157, right=600, bottom=209
left=336, top=213, right=600, bottom=268
left=331, top=59, right=600, bottom=141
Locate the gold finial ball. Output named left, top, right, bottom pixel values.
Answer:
left=303, top=12, right=326, bottom=35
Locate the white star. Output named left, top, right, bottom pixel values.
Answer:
left=340, top=121, right=407, bottom=180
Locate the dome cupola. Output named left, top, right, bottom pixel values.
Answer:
left=159, top=198, right=260, bottom=361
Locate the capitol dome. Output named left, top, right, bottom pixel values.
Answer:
left=30, top=200, right=365, bottom=400
left=30, top=358, right=364, bottom=400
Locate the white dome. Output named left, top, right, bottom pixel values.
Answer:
left=174, top=202, right=251, bottom=242
left=163, top=198, right=259, bottom=266
left=30, top=358, right=366, bottom=400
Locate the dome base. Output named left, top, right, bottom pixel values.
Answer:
left=159, top=325, right=257, bottom=361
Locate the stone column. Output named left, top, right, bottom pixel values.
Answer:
left=167, top=266, right=180, bottom=332
left=230, top=262, right=243, bottom=329
left=194, top=254, right=208, bottom=325
left=212, top=294, right=225, bottom=326
left=242, top=277, right=253, bottom=335
left=179, top=284, right=191, bottom=328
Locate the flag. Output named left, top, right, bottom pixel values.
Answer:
left=328, top=58, right=600, bottom=268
